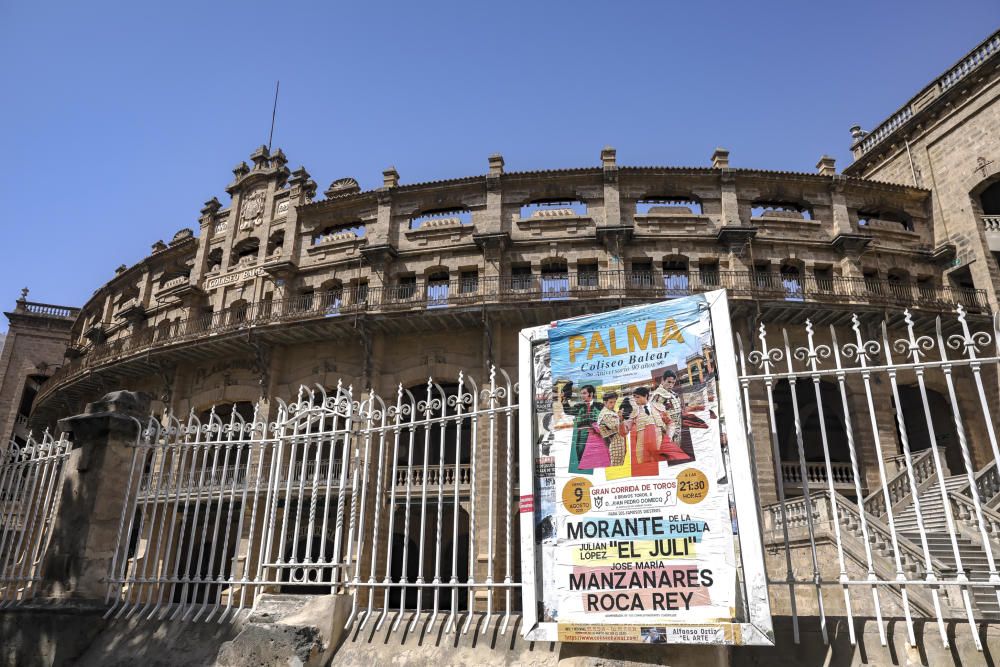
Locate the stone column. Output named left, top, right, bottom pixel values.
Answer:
left=39, top=391, right=148, bottom=600
left=601, top=147, right=620, bottom=228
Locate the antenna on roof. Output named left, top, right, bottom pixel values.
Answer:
left=267, top=80, right=280, bottom=152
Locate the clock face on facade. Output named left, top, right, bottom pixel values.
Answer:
left=241, top=189, right=266, bottom=225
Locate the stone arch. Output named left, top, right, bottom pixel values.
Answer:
left=773, top=379, right=853, bottom=466
left=388, top=505, right=470, bottom=610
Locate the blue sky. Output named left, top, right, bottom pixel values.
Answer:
left=1, top=1, right=997, bottom=322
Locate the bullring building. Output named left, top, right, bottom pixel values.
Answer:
left=1, top=28, right=1000, bottom=666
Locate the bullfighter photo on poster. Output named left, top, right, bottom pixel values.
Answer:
left=533, top=293, right=743, bottom=644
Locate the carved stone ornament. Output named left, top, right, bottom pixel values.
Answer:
left=240, top=188, right=267, bottom=230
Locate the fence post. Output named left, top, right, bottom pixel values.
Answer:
left=38, top=391, right=148, bottom=600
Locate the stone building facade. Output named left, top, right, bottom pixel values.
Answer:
left=0, top=291, right=78, bottom=449
left=2, top=26, right=1000, bottom=667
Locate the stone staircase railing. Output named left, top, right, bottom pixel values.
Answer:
left=764, top=490, right=952, bottom=616
left=862, top=448, right=937, bottom=519
left=956, top=461, right=1000, bottom=509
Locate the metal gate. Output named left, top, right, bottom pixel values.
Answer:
left=738, top=307, right=1000, bottom=650
left=104, top=368, right=519, bottom=633
left=0, top=431, right=73, bottom=604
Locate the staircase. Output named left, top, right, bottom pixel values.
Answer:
left=896, top=475, right=1000, bottom=619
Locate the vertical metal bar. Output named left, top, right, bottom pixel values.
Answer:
left=238, top=407, right=270, bottom=614
left=377, top=385, right=405, bottom=630
left=166, top=411, right=203, bottom=620
left=830, top=325, right=887, bottom=646
left=937, top=316, right=1000, bottom=607
left=462, top=376, right=480, bottom=635
left=745, top=325, right=800, bottom=643
left=347, top=392, right=376, bottom=626
left=897, top=310, right=980, bottom=650
left=407, top=378, right=435, bottom=632
left=361, top=393, right=389, bottom=628
left=428, top=381, right=448, bottom=629
left=445, top=374, right=464, bottom=634
left=7, top=434, right=52, bottom=603
left=147, top=414, right=189, bottom=619
left=881, top=319, right=948, bottom=647
left=482, top=366, right=498, bottom=634
left=393, top=388, right=417, bottom=632
left=331, top=382, right=354, bottom=588
left=275, top=388, right=307, bottom=591
left=206, top=411, right=248, bottom=622
left=781, top=328, right=828, bottom=644
left=186, top=411, right=227, bottom=621
left=797, top=321, right=855, bottom=644
left=500, top=367, right=515, bottom=634
left=170, top=411, right=214, bottom=620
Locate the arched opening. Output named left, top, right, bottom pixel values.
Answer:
left=541, top=258, right=569, bottom=300
left=388, top=506, right=470, bottom=610
left=231, top=238, right=259, bottom=267
left=410, top=207, right=472, bottom=230
left=979, top=181, right=1000, bottom=215
left=206, top=248, right=223, bottom=273
left=780, top=261, right=804, bottom=301
left=520, top=198, right=587, bottom=219
left=662, top=256, right=689, bottom=295
left=266, top=231, right=284, bottom=257
left=751, top=200, right=813, bottom=221
left=171, top=499, right=242, bottom=604
left=773, top=380, right=856, bottom=496
left=637, top=196, right=703, bottom=216
left=894, top=385, right=964, bottom=475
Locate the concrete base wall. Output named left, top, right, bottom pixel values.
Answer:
left=4, top=605, right=1000, bottom=666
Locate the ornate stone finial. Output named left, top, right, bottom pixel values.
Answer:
left=383, top=166, right=399, bottom=189
left=151, top=240, right=167, bottom=253
left=850, top=125, right=867, bottom=141
left=270, top=147, right=287, bottom=169
left=250, top=145, right=270, bottom=170
left=233, top=161, right=250, bottom=180
left=18, top=287, right=28, bottom=301
left=325, top=177, right=361, bottom=198
left=601, top=146, right=617, bottom=168
left=711, top=148, right=730, bottom=169
left=488, top=153, right=504, bottom=176
left=115, top=264, right=127, bottom=275
left=200, top=197, right=222, bottom=217
left=170, top=228, right=194, bottom=244
left=288, top=167, right=311, bottom=188
left=816, top=155, right=837, bottom=177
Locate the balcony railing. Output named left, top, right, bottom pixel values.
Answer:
left=855, top=31, right=999, bottom=157
left=15, top=301, right=80, bottom=318
left=780, top=461, right=856, bottom=493
left=41, top=270, right=988, bottom=401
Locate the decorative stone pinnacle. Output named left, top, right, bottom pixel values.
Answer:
left=816, top=155, right=837, bottom=177
left=383, top=166, right=399, bottom=189
left=601, top=146, right=617, bottom=168
left=19, top=287, right=28, bottom=301
left=850, top=125, right=867, bottom=140
left=488, top=153, right=504, bottom=176
left=711, top=148, right=730, bottom=169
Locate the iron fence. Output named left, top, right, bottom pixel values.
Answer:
left=105, top=369, right=520, bottom=634
left=0, top=432, right=72, bottom=604
left=739, top=306, right=1000, bottom=651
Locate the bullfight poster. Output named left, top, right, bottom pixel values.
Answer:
left=517, top=291, right=773, bottom=645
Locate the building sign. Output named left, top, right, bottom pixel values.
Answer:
left=205, top=266, right=265, bottom=290
left=517, top=291, right=773, bottom=645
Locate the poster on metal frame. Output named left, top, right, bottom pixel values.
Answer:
left=517, top=290, right=774, bottom=645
